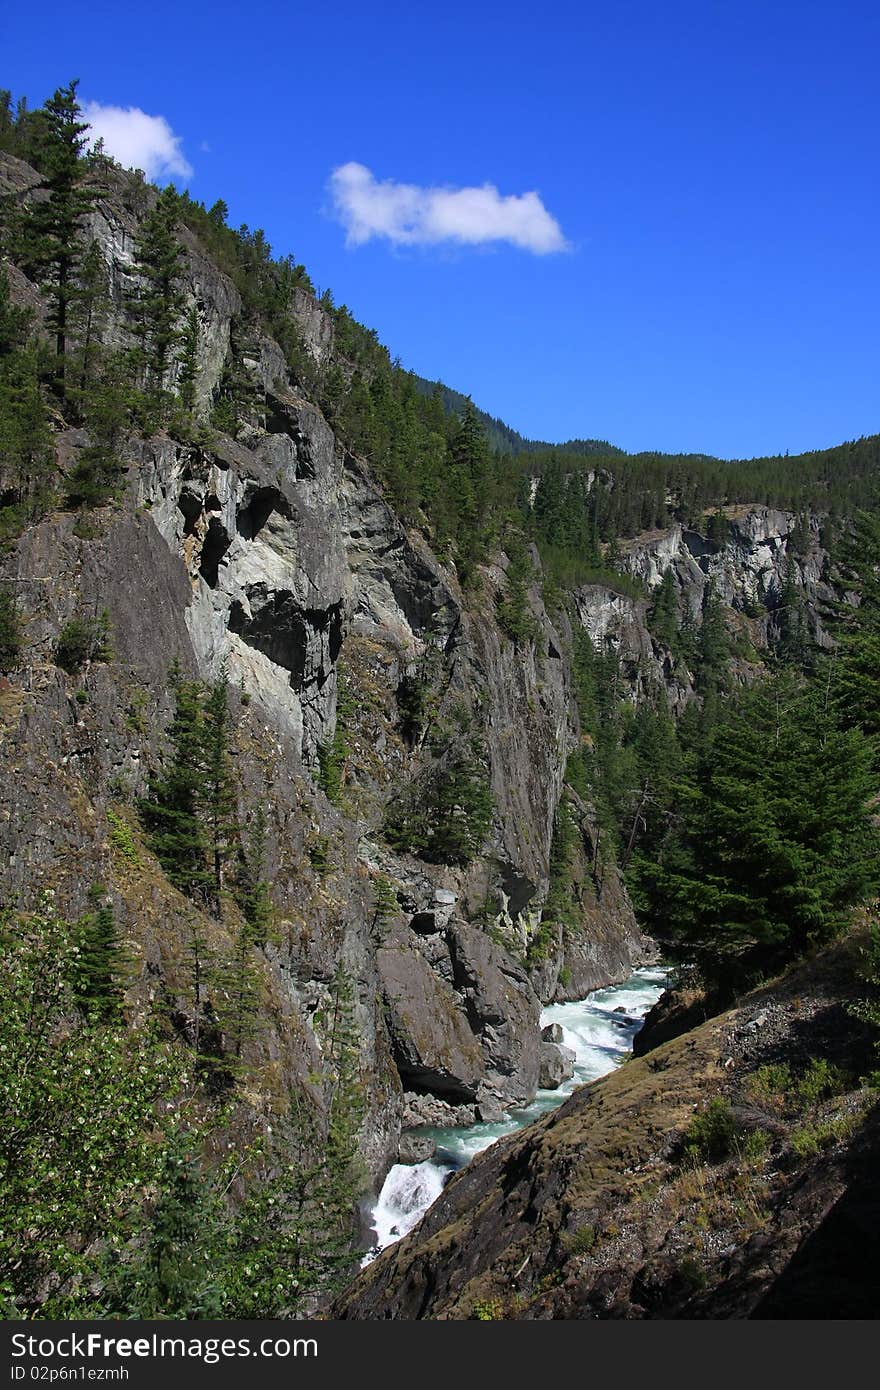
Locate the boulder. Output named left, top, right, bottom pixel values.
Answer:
left=398, top=1131, right=437, bottom=1164
left=377, top=945, right=485, bottom=1101
left=539, top=1041, right=576, bottom=1089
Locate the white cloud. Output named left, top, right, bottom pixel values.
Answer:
left=329, top=162, right=569, bottom=255
left=82, top=101, right=193, bottom=181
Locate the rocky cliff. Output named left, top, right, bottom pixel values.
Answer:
left=0, top=151, right=648, bottom=1189
left=335, top=928, right=880, bottom=1318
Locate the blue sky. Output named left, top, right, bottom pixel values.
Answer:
left=5, top=0, right=879, bottom=457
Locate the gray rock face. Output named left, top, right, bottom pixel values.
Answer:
left=570, top=508, right=835, bottom=716
left=397, top=1132, right=437, bottom=1164
left=539, top=1041, right=576, bottom=1089
left=0, top=148, right=655, bottom=1193
left=377, top=942, right=485, bottom=1101
left=447, top=922, right=541, bottom=1108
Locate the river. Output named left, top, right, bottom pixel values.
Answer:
left=364, top=963, right=668, bottom=1260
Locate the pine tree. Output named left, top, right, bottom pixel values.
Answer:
left=70, top=240, right=110, bottom=402
left=0, top=338, right=54, bottom=516
left=139, top=664, right=212, bottom=903
left=104, top=1132, right=219, bottom=1318
left=236, top=806, right=273, bottom=947
left=201, top=667, right=236, bottom=910
left=642, top=674, right=879, bottom=988
left=775, top=554, right=811, bottom=668
left=832, top=507, right=880, bottom=746
left=72, top=889, right=126, bottom=1022
left=23, top=81, right=101, bottom=398
left=221, top=924, right=261, bottom=1061
left=446, top=402, right=489, bottom=559
left=497, top=539, right=538, bottom=644
left=695, top=578, right=730, bottom=693
left=65, top=352, right=132, bottom=507
left=0, top=585, right=23, bottom=673
left=648, top=569, right=680, bottom=651
left=322, top=961, right=365, bottom=1239
left=177, top=302, right=200, bottom=414
left=129, top=185, right=185, bottom=404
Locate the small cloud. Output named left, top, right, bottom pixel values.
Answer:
left=82, top=101, right=193, bottom=181
left=199, top=140, right=212, bottom=154
left=329, top=162, right=569, bottom=255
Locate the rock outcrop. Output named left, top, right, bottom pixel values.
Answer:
left=0, top=150, right=648, bottom=1194
left=335, top=931, right=880, bottom=1318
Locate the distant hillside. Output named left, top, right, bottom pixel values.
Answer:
left=411, top=375, right=624, bottom=458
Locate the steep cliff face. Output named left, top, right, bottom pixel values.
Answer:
left=570, top=510, right=833, bottom=711
left=335, top=931, right=879, bottom=1319
left=0, top=151, right=648, bottom=1183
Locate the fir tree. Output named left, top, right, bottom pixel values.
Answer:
left=201, top=667, right=236, bottom=910
left=695, top=578, right=730, bottom=693
left=497, top=539, right=538, bottom=644
left=774, top=554, right=811, bottom=668
left=0, top=339, right=54, bottom=516
left=72, top=889, right=126, bottom=1022
left=104, top=1131, right=219, bottom=1318
left=641, top=674, right=879, bottom=988
left=22, top=81, right=101, bottom=398
left=70, top=240, right=110, bottom=402
left=177, top=302, right=200, bottom=414
left=139, top=664, right=212, bottom=903
left=236, top=806, right=273, bottom=947
left=129, top=185, right=185, bottom=404
left=648, top=569, right=680, bottom=651
left=0, top=585, right=23, bottom=673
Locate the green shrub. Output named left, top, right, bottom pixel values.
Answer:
left=795, top=1058, right=848, bottom=1106
left=746, top=1063, right=792, bottom=1109
left=790, top=1112, right=859, bottom=1158
left=564, top=1223, right=596, bottom=1255
left=0, top=586, right=23, bottom=673
left=54, top=610, right=112, bottom=674
left=107, top=808, right=141, bottom=867
left=682, top=1098, right=736, bottom=1163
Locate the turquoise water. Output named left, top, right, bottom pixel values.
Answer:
left=366, top=964, right=668, bottom=1257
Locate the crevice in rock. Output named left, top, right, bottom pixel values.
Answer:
left=236, top=485, right=292, bottom=541
left=177, top=488, right=202, bottom=537
left=199, top=516, right=232, bottom=588
left=228, top=592, right=343, bottom=693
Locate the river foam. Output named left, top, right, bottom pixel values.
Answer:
left=364, top=964, right=667, bottom=1261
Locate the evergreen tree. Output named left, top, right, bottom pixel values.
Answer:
left=177, top=302, right=200, bottom=414
left=695, top=578, right=730, bottom=693
left=65, top=352, right=132, bottom=507
left=774, top=554, right=811, bottom=668
left=0, top=896, right=183, bottom=1314
left=236, top=806, right=273, bottom=947
left=70, top=240, right=110, bottom=402
left=72, top=889, right=126, bottom=1022
left=648, top=569, right=680, bottom=651
left=832, top=507, right=880, bottom=747
left=0, top=585, right=23, bottom=673
left=23, top=81, right=101, bottom=397
left=446, top=402, right=489, bottom=562
left=0, top=339, right=54, bottom=516
left=139, top=664, right=212, bottom=903
left=641, top=674, right=879, bottom=988
left=322, top=960, right=365, bottom=1234
left=129, top=185, right=185, bottom=404
left=201, top=667, right=236, bottom=909
left=103, top=1131, right=220, bottom=1319
left=221, top=922, right=261, bottom=1062
left=497, top=539, right=538, bottom=644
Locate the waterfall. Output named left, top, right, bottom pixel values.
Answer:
left=362, top=964, right=667, bottom=1263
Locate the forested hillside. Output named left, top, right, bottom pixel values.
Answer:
left=1, top=79, right=879, bottom=1321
